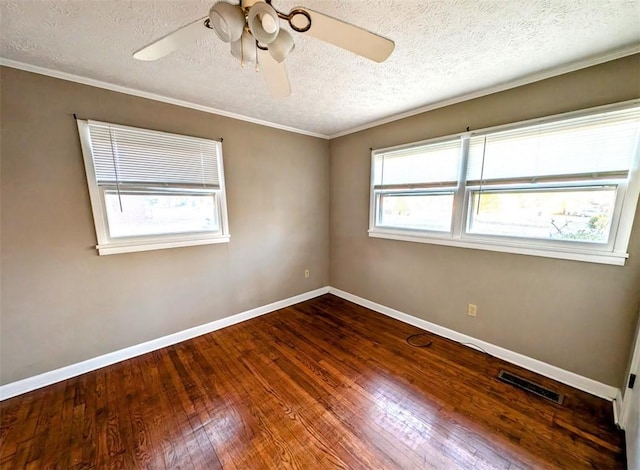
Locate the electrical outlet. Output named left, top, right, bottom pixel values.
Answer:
left=467, top=304, right=477, bottom=317
left=304, top=269, right=310, bottom=279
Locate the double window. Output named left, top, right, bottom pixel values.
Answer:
left=370, top=102, right=640, bottom=265
left=78, top=120, right=230, bottom=255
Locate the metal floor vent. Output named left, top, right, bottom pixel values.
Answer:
left=497, top=370, right=564, bottom=405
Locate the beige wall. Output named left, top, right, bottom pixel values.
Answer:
left=0, top=67, right=330, bottom=384
left=330, top=54, right=640, bottom=387
left=2, top=55, right=640, bottom=390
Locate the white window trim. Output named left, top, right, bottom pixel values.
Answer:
left=78, top=120, right=230, bottom=255
left=369, top=99, right=640, bottom=266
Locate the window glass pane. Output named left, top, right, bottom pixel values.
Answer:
left=377, top=193, right=454, bottom=232
left=467, top=187, right=617, bottom=243
left=105, top=191, right=219, bottom=238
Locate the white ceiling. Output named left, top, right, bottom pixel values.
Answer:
left=1, top=0, right=639, bottom=138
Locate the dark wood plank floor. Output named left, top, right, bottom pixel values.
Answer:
left=0, top=294, right=626, bottom=469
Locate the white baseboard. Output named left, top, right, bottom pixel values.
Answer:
left=328, top=287, right=620, bottom=401
left=0, top=287, right=331, bottom=401
left=613, top=389, right=624, bottom=428
left=2, top=285, right=621, bottom=404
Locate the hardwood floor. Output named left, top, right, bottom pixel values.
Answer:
left=0, top=294, right=626, bottom=469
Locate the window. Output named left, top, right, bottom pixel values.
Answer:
left=369, top=102, right=640, bottom=265
left=78, top=120, right=230, bottom=255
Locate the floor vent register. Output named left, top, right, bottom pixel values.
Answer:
left=497, top=370, right=564, bottom=405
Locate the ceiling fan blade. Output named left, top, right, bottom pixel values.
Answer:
left=133, top=16, right=208, bottom=61
left=258, top=49, right=291, bottom=98
left=292, top=8, right=394, bottom=63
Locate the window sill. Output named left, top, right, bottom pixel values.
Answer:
left=96, top=235, right=230, bottom=255
left=368, top=230, right=628, bottom=266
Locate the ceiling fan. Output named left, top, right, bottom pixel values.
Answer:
left=133, top=0, right=395, bottom=98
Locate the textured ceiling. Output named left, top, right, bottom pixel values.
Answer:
left=1, top=0, right=639, bottom=137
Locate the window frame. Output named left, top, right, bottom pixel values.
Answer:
left=369, top=100, right=640, bottom=266
left=78, top=120, right=230, bottom=255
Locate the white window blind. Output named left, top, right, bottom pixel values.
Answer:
left=466, top=107, right=640, bottom=185
left=374, top=140, right=461, bottom=189
left=87, top=120, right=221, bottom=188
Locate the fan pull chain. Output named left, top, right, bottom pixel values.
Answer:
left=255, top=42, right=260, bottom=72
left=240, top=34, right=245, bottom=68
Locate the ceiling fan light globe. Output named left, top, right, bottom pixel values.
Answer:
left=269, top=29, right=295, bottom=63
left=209, top=2, right=245, bottom=43
left=261, top=15, right=278, bottom=34
left=247, top=2, right=279, bottom=44
left=230, top=31, right=257, bottom=65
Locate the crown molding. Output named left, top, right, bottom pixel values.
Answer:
left=2, top=43, right=639, bottom=141
left=0, top=58, right=330, bottom=140
left=328, top=43, right=640, bottom=139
